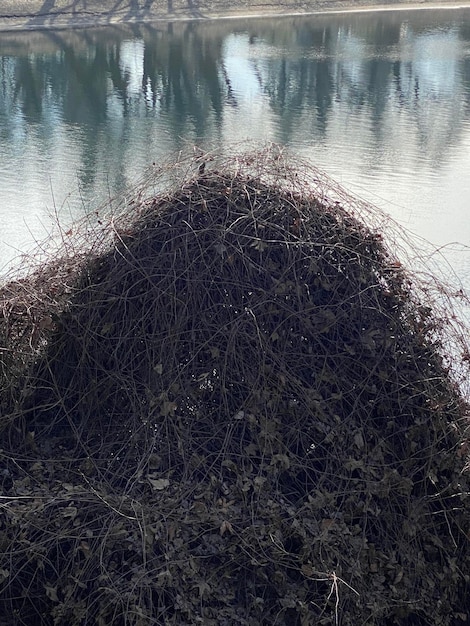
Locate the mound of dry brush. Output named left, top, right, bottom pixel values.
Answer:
left=0, top=147, right=469, bottom=626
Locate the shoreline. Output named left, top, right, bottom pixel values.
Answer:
left=1, top=0, right=470, bottom=32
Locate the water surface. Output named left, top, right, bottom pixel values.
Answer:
left=1, top=8, right=470, bottom=286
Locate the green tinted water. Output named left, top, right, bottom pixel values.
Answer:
left=1, top=8, right=469, bottom=284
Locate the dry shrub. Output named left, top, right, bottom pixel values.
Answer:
left=0, top=146, right=469, bottom=625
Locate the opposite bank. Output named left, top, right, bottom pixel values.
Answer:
left=1, top=0, right=470, bottom=31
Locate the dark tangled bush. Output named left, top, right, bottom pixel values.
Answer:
left=0, top=148, right=469, bottom=625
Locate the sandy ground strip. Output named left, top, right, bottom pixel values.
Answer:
left=0, top=0, right=470, bottom=31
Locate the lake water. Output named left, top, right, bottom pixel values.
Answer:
left=1, top=7, right=470, bottom=290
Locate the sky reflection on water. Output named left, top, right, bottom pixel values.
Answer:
left=0, top=8, right=469, bottom=288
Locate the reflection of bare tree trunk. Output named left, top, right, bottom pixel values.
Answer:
left=251, top=59, right=264, bottom=91
left=220, top=59, right=238, bottom=108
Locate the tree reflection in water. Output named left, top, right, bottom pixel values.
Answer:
left=0, top=9, right=470, bottom=272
